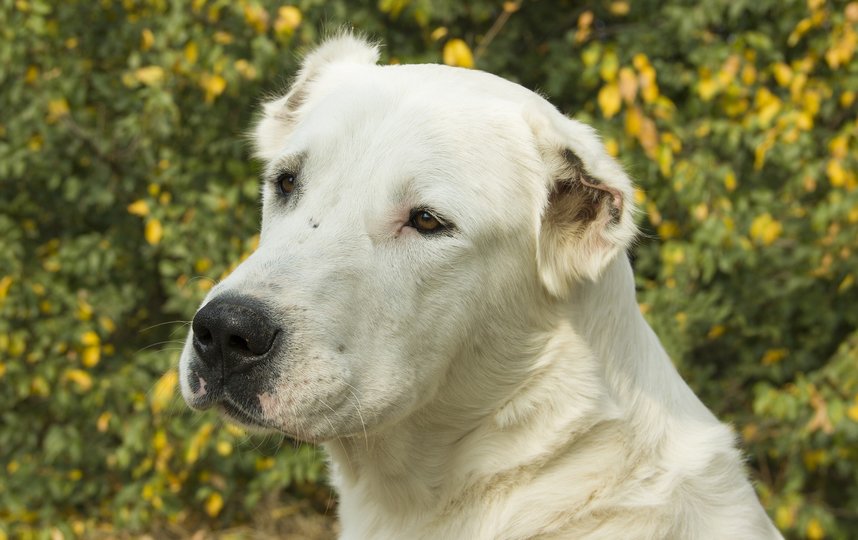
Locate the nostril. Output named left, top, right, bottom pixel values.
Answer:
left=227, top=334, right=251, bottom=354
left=196, top=328, right=213, bottom=345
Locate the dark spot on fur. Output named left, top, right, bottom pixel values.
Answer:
left=337, top=344, right=346, bottom=353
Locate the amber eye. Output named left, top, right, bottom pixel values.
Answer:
left=276, top=172, right=296, bottom=197
left=408, top=209, right=446, bottom=234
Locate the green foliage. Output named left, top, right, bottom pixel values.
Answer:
left=1, top=0, right=856, bottom=538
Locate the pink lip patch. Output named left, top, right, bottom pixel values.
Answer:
left=193, top=376, right=207, bottom=398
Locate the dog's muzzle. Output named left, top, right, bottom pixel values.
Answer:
left=185, top=295, right=281, bottom=422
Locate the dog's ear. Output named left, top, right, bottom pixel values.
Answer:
left=254, top=32, right=380, bottom=160
left=527, top=106, right=638, bottom=297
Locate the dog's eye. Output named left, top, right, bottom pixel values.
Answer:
left=276, top=172, right=297, bottom=197
left=408, top=209, right=447, bottom=234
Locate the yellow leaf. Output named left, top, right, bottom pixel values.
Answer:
left=717, top=55, right=740, bottom=86
left=707, top=325, right=726, bottom=339
left=97, top=411, right=111, bottom=432
left=32, top=376, right=50, bottom=397
left=47, top=98, right=70, bottom=123
left=213, top=31, right=234, bottom=44
left=796, top=111, right=813, bottom=131
left=632, top=53, right=649, bottom=71
left=243, top=3, right=269, bottom=34
left=184, top=41, right=198, bottom=64
left=609, top=1, right=630, bottom=15
left=829, top=135, right=849, bottom=159
left=233, top=59, right=255, bottom=80
left=698, top=77, right=718, bottom=101
left=442, top=39, right=474, bottom=68
left=657, top=144, right=673, bottom=176
left=153, top=429, right=167, bottom=451
left=145, top=219, right=163, bottom=245
left=723, top=172, right=737, bottom=192
left=0, top=276, right=12, bottom=301
left=827, top=159, right=846, bottom=187
left=25, top=65, right=39, bottom=84
left=618, top=67, right=637, bottom=103
left=761, top=348, right=788, bottom=365
left=838, top=274, right=854, bottom=293
left=205, top=492, right=224, bottom=517
left=638, top=116, right=659, bottom=158
left=216, top=440, right=233, bottom=456
left=135, top=66, right=165, bottom=86
left=225, top=423, right=245, bottom=437
left=624, top=106, right=642, bottom=136
left=788, top=17, right=814, bottom=46
left=186, top=423, right=214, bottom=464
left=99, top=316, right=116, bottom=334
left=741, top=64, right=757, bottom=85
left=772, top=62, right=792, bottom=86
left=256, top=456, right=275, bottom=470
left=127, top=200, right=149, bottom=216
left=81, top=330, right=100, bottom=346
left=274, top=5, right=302, bottom=35
left=430, top=27, right=448, bottom=41
left=77, top=299, right=93, bottom=321
left=195, top=257, right=212, bottom=273
left=200, top=73, right=227, bottom=103
left=657, top=221, right=680, bottom=239
left=599, top=50, right=619, bottom=82
left=604, top=138, right=619, bottom=157
left=578, top=10, right=594, bottom=30
left=598, top=82, right=621, bottom=118
left=847, top=2, right=858, bottom=22
left=581, top=45, right=601, bottom=67
left=66, top=369, right=93, bottom=391
left=757, top=99, right=782, bottom=127
left=151, top=369, right=178, bottom=415
left=806, top=518, right=824, bottom=540
left=638, top=65, right=659, bottom=103
left=81, top=346, right=100, bottom=368
left=28, top=134, right=43, bottom=152
left=750, top=213, right=782, bottom=246
left=847, top=395, right=858, bottom=422
left=141, top=28, right=154, bottom=51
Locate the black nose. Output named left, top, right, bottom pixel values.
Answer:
left=192, top=296, right=279, bottom=375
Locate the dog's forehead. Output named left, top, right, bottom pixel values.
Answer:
left=282, top=63, right=546, bottom=218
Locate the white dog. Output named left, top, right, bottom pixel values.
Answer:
left=179, top=34, right=782, bottom=539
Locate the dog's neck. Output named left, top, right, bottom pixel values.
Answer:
left=325, top=254, right=713, bottom=530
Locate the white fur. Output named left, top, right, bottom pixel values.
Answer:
left=179, top=34, right=782, bottom=539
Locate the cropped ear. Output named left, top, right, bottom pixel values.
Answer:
left=253, top=31, right=381, bottom=160
left=527, top=105, right=638, bottom=297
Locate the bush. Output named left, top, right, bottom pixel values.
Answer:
left=1, top=1, right=856, bottom=538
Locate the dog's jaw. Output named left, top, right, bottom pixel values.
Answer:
left=326, top=255, right=782, bottom=539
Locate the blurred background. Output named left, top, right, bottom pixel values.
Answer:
left=1, top=0, right=857, bottom=538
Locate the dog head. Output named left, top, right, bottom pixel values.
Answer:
left=178, top=33, right=637, bottom=441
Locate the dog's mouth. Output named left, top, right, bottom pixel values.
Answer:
left=218, top=396, right=304, bottom=445
left=220, top=398, right=266, bottom=427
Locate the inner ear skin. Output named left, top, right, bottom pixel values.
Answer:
left=558, top=149, right=623, bottom=224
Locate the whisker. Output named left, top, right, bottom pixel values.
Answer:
left=138, top=319, right=191, bottom=334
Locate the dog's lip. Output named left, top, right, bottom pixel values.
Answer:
left=220, top=397, right=267, bottom=427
